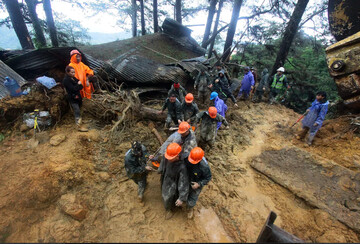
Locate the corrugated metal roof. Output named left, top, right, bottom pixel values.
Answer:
left=0, top=60, right=27, bottom=99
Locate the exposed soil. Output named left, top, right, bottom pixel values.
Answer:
left=0, top=99, right=359, bottom=243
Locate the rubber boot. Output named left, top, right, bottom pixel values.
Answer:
left=77, top=118, right=88, bottom=132
left=165, top=210, right=174, bottom=220
left=307, top=134, right=315, bottom=146
left=187, top=208, right=194, bottom=219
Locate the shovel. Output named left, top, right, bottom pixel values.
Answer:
left=290, top=111, right=308, bottom=128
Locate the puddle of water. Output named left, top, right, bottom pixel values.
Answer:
left=197, top=207, right=234, bottom=243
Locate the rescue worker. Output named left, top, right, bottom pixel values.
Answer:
left=168, top=81, right=187, bottom=103
left=62, top=65, right=88, bottom=132
left=157, top=121, right=197, bottom=162
left=182, top=93, right=199, bottom=125
left=251, top=67, right=258, bottom=86
left=296, top=91, right=329, bottom=145
left=210, top=92, right=228, bottom=130
left=161, top=143, right=189, bottom=219
left=194, top=70, right=211, bottom=107
left=196, top=107, right=229, bottom=148
left=269, top=67, right=290, bottom=104
left=209, top=78, right=228, bottom=102
left=124, top=141, right=154, bottom=202
left=159, top=93, right=183, bottom=128
left=186, top=147, right=212, bottom=219
left=237, top=67, right=255, bottom=100
left=69, top=49, right=96, bottom=99
left=253, top=68, right=269, bottom=103
left=217, top=70, right=238, bottom=106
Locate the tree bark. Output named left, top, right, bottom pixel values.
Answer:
left=25, top=0, right=47, bottom=48
left=207, top=0, right=223, bottom=58
left=43, top=0, right=58, bottom=47
left=140, top=0, right=146, bottom=35
left=3, top=0, right=34, bottom=49
left=201, top=0, right=217, bottom=49
left=131, top=0, right=137, bottom=37
left=153, top=0, right=159, bottom=32
left=270, top=0, right=310, bottom=76
left=175, top=0, right=182, bottom=24
left=222, top=0, right=243, bottom=62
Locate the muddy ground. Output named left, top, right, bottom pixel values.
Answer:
left=0, top=99, right=359, bottom=243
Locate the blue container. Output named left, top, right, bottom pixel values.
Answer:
left=4, top=77, right=23, bottom=97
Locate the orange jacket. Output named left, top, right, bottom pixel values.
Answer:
left=69, top=54, right=94, bottom=99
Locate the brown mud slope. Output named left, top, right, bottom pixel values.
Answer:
left=0, top=100, right=359, bottom=243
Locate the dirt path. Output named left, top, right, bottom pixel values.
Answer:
left=0, top=102, right=359, bottom=242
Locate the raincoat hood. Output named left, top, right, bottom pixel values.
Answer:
left=262, top=68, right=268, bottom=76
left=218, top=70, right=225, bottom=76
left=70, top=53, right=81, bottom=64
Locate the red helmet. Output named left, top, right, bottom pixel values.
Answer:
left=208, top=107, right=217, bottom=118
left=188, top=147, right=204, bottom=164
left=185, top=93, right=194, bottom=103
left=70, top=49, right=81, bottom=57
left=165, top=143, right=182, bottom=160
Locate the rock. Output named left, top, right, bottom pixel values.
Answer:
left=86, top=129, right=101, bottom=142
left=58, top=193, right=88, bottom=221
left=50, top=134, right=66, bottom=146
left=35, top=131, right=50, bottom=144
left=98, top=172, right=110, bottom=182
left=20, top=124, right=30, bottom=132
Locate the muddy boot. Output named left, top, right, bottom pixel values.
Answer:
left=187, top=208, right=194, bottom=219
left=165, top=210, right=174, bottom=220
left=307, top=134, right=315, bottom=146
left=296, top=127, right=309, bottom=140
left=77, top=124, right=88, bottom=132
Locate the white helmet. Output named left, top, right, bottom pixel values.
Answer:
left=277, top=67, right=285, bottom=72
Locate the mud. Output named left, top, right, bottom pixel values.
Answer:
left=0, top=100, right=359, bottom=243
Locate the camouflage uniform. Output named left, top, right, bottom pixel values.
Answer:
left=196, top=111, right=228, bottom=147
left=124, top=144, right=149, bottom=197
left=182, top=101, right=199, bottom=124
left=186, top=157, right=212, bottom=209
left=194, top=72, right=211, bottom=106
left=162, top=98, right=183, bottom=127
left=161, top=158, right=189, bottom=211
left=168, top=85, right=187, bottom=103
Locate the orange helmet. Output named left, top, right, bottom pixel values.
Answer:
left=185, top=93, right=194, bottom=103
left=188, top=147, right=204, bottom=164
left=70, top=49, right=81, bottom=57
left=165, top=143, right=182, bottom=160
left=178, top=121, right=190, bottom=134
left=208, top=106, right=217, bottom=118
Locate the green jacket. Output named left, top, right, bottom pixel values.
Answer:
left=271, top=74, right=288, bottom=90
left=168, top=85, right=187, bottom=102
left=182, top=102, right=199, bottom=122
left=162, top=98, right=184, bottom=120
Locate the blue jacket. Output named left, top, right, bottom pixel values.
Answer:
left=241, top=71, right=255, bottom=91
left=302, top=100, right=329, bottom=130
left=214, top=96, right=227, bottom=117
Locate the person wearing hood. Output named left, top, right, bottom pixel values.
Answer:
left=210, top=92, right=228, bottom=130
left=269, top=67, right=290, bottom=104
left=194, top=70, right=211, bottom=107
left=182, top=93, right=200, bottom=125
left=214, top=70, right=238, bottom=107
left=237, top=67, right=255, bottom=100
left=253, top=68, right=270, bottom=102
left=185, top=147, right=212, bottom=219
left=196, top=107, right=229, bottom=148
left=209, top=78, right=228, bottom=102
left=124, top=141, right=154, bottom=203
left=68, top=49, right=96, bottom=99
left=296, top=91, right=329, bottom=145
left=161, top=143, right=189, bottom=220
left=168, top=81, right=187, bottom=103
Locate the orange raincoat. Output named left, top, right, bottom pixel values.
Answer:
left=69, top=54, right=94, bottom=99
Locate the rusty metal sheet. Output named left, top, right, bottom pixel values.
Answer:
left=250, top=147, right=360, bottom=232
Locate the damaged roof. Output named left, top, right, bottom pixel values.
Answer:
left=0, top=60, right=27, bottom=99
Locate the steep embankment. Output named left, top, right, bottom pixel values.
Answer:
left=0, top=100, right=359, bottom=243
